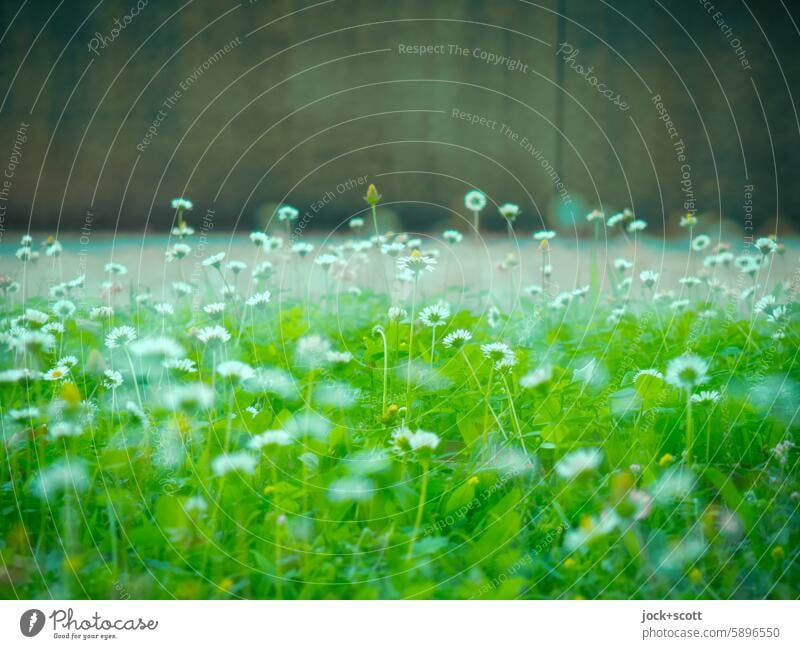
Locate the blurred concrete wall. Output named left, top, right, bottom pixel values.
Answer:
left=0, top=0, right=797, bottom=235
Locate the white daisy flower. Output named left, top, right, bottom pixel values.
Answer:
left=388, top=306, right=408, bottom=322
left=296, top=334, right=331, bottom=367
left=534, top=230, right=556, bottom=241
left=153, top=302, right=174, bottom=316
left=314, top=254, right=339, bottom=271
left=498, top=203, right=520, bottom=222
left=52, top=300, right=76, bottom=319
left=202, top=252, right=225, bottom=268
left=172, top=281, right=194, bottom=297
left=613, top=258, right=633, bottom=272
left=252, top=261, right=274, bottom=279
left=555, top=448, right=603, bottom=479
left=42, top=322, right=65, bottom=335
left=24, top=308, right=50, bottom=325
left=627, top=219, right=647, bottom=233
left=381, top=241, right=405, bottom=256
left=586, top=209, right=604, bottom=222
left=31, top=460, right=88, bottom=499
left=277, top=205, right=299, bottom=222
left=249, top=231, right=269, bottom=247
left=196, top=325, right=231, bottom=345
left=165, top=243, right=191, bottom=261
left=481, top=342, right=515, bottom=368
left=246, top=291, right=272, bottom=308
left=105, top=325, right=137, bottom=349
left=640, top=270, right=659, bottom=288
left=464, top=189, right=487, bottom=212
left=212, top=452, right=258, bottom=477
left=162, top=358, right=197, bottom=373
left=58, top=355, right=79, bottom=368
left=216, top=360, right=255, bottom=381
left=172, top=223, right=195, bottom=237
left=665, top=353, right=709, bottom=390
left=691, top=390, right=721, bottom=404
left=10, top=407, right=40, bottom=421
left=755, top=237, right=777, bottom=255
left=349, top=217, right=365, bottom=229
left=103, top=369, right=123, bottom=389
left=171, top=197, right=193, bottom=211
left=326, top=350, right=353, bottom=364
left=691, top=234, right=711, bottom=251
left=129, top=336, right=185, bottom=358
left=203, top=302, right=225, bottom=316
left=226, top=260, right=247, bottom=274
left=248, top=430, right=294, bottom=449
left=292, top=242, right=314, bottom=257
left=105, top=262, right=128, bottom=275
left=90, top=306, right=114, bottom=319
left=419, top=302, right=450, bottom=327
left=442, top=328, right=472, bottom=349
left=443, top=229, right=463, bottom=244
left=397, top=251, right=437, bottom=276
left=43, top=366, right=70, bottom=381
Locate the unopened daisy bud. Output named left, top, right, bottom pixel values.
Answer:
left=365, top=183, right=381, bottom=206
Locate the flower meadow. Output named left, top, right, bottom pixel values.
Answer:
left=1, top=191, right=798, bottom=600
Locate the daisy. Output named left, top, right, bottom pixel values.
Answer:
left=735, top=255, right=760, bottom=276
left=665, top=353, right=709, bottom=390
left=381, top=241, right=406, bottom=257
left=442, top=229, right=463, bottom=244
left=533, top=230, right=556, bottom=241
left=252, top=261, right=273, bottom=279
left=679, top=276, right=702, bottom=287
left=754, top=295, right=776, bottom=314
left=212, top=452, right=258, bottom=477
left=105, top=325, right=137, bottom=349
left=767, top=305, right=788, bottom=323
left=43, top=365, right=70, bottom=381
left=10, top=407, right=40, bottom=421
left=691, top=390, right=721, bottom=404
left=326, top=350, right=353, bottom=364
left=183, top=496, right=207, bottom=515
left=202, top=252, right=225, bottom=268
left=691, top=234, right=711, bottom=251
left=627, top=219, right=647, bottom=233
left=442, top=328, right=472, bottom=349
left=129, top=336, right=185, bottom=358
left=397, top=250, right=437, bottom=276
left=196, top=325, right=231, bottom=345
left=277, top=205, right=299, bottom=222
left=105, top=262, right=128, bottom=275
left=292, top=242, right=314, bottom=257
left=607, top=212, right=626, bottom=227
left=555, top=448, right=603, bottom=479
left=634, top=368, right=663, bottom=382
left=314, top=254, right=339, bottom=271
left=90, top=306, right=114, bottom=320
left=103, top=370, right=123, bottom=389
left=51, top=300, right=76, bottom=319
left=245, top=291, right=271, bottom=308
left=679, top=213, right=697, bottom=228
left=58, top=355, right=79, bottom=368
left=388, top=306, right=408, bottom=322
left=481, top=342, right=515, bottom=368
left=172, top=281, right=194, bottom=297
left=755, top=237, right=777, bottom=255
left=498, top=203, right=520, bottom=222
left=31, top=460, right=88, bottom=499
left=165, top=243, right=191, bottom=261
left=171, top=197, right=193, bottom=211
left=248, top=429, right=293, bottom=450
left=203, top=302, right=225, bottom=317
left=163, top=358, right=197, bottom=373
left=419, top=302, right=450, bottom=327
left=216, top=360, right=255, bottom=381
left=640, top=270, right=659, bottom=288
left=464, top=189, right=487, bottom=212
left=42, top=322, right=65, bottom=335
left=172, top=223, right=195, bottom=237
left=349, top=217, right=365, bottom=229
left=153, top=302, right=174, bottom=316
left=409, top=430, right=441, bottom=452
left=296, top=334, right=332, bottom=367
left=24, top=308, right=49, bottom=325
left=586, top=209, right=604, bottom=222
left=226, top=260, right=247, bottom=274
left=249, top=231, right=269, bottom=248
left=613, top=258, right=633, bottom=272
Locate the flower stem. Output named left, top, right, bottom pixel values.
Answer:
left=685, top=391, right=694, bottom=465
left=405, top=460, right=429, bottom=561
left=405, top=278, right=418, bottom=412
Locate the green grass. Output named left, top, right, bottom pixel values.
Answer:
left=0, top=222, right=798, bottom=600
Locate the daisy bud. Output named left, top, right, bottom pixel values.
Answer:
left=365, top=183, right=381, bottom=206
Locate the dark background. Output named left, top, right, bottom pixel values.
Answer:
left=1, top=0, right=798, bottom=236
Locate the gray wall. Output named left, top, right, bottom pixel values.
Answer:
left=1, top=0, right=798, bottom=235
